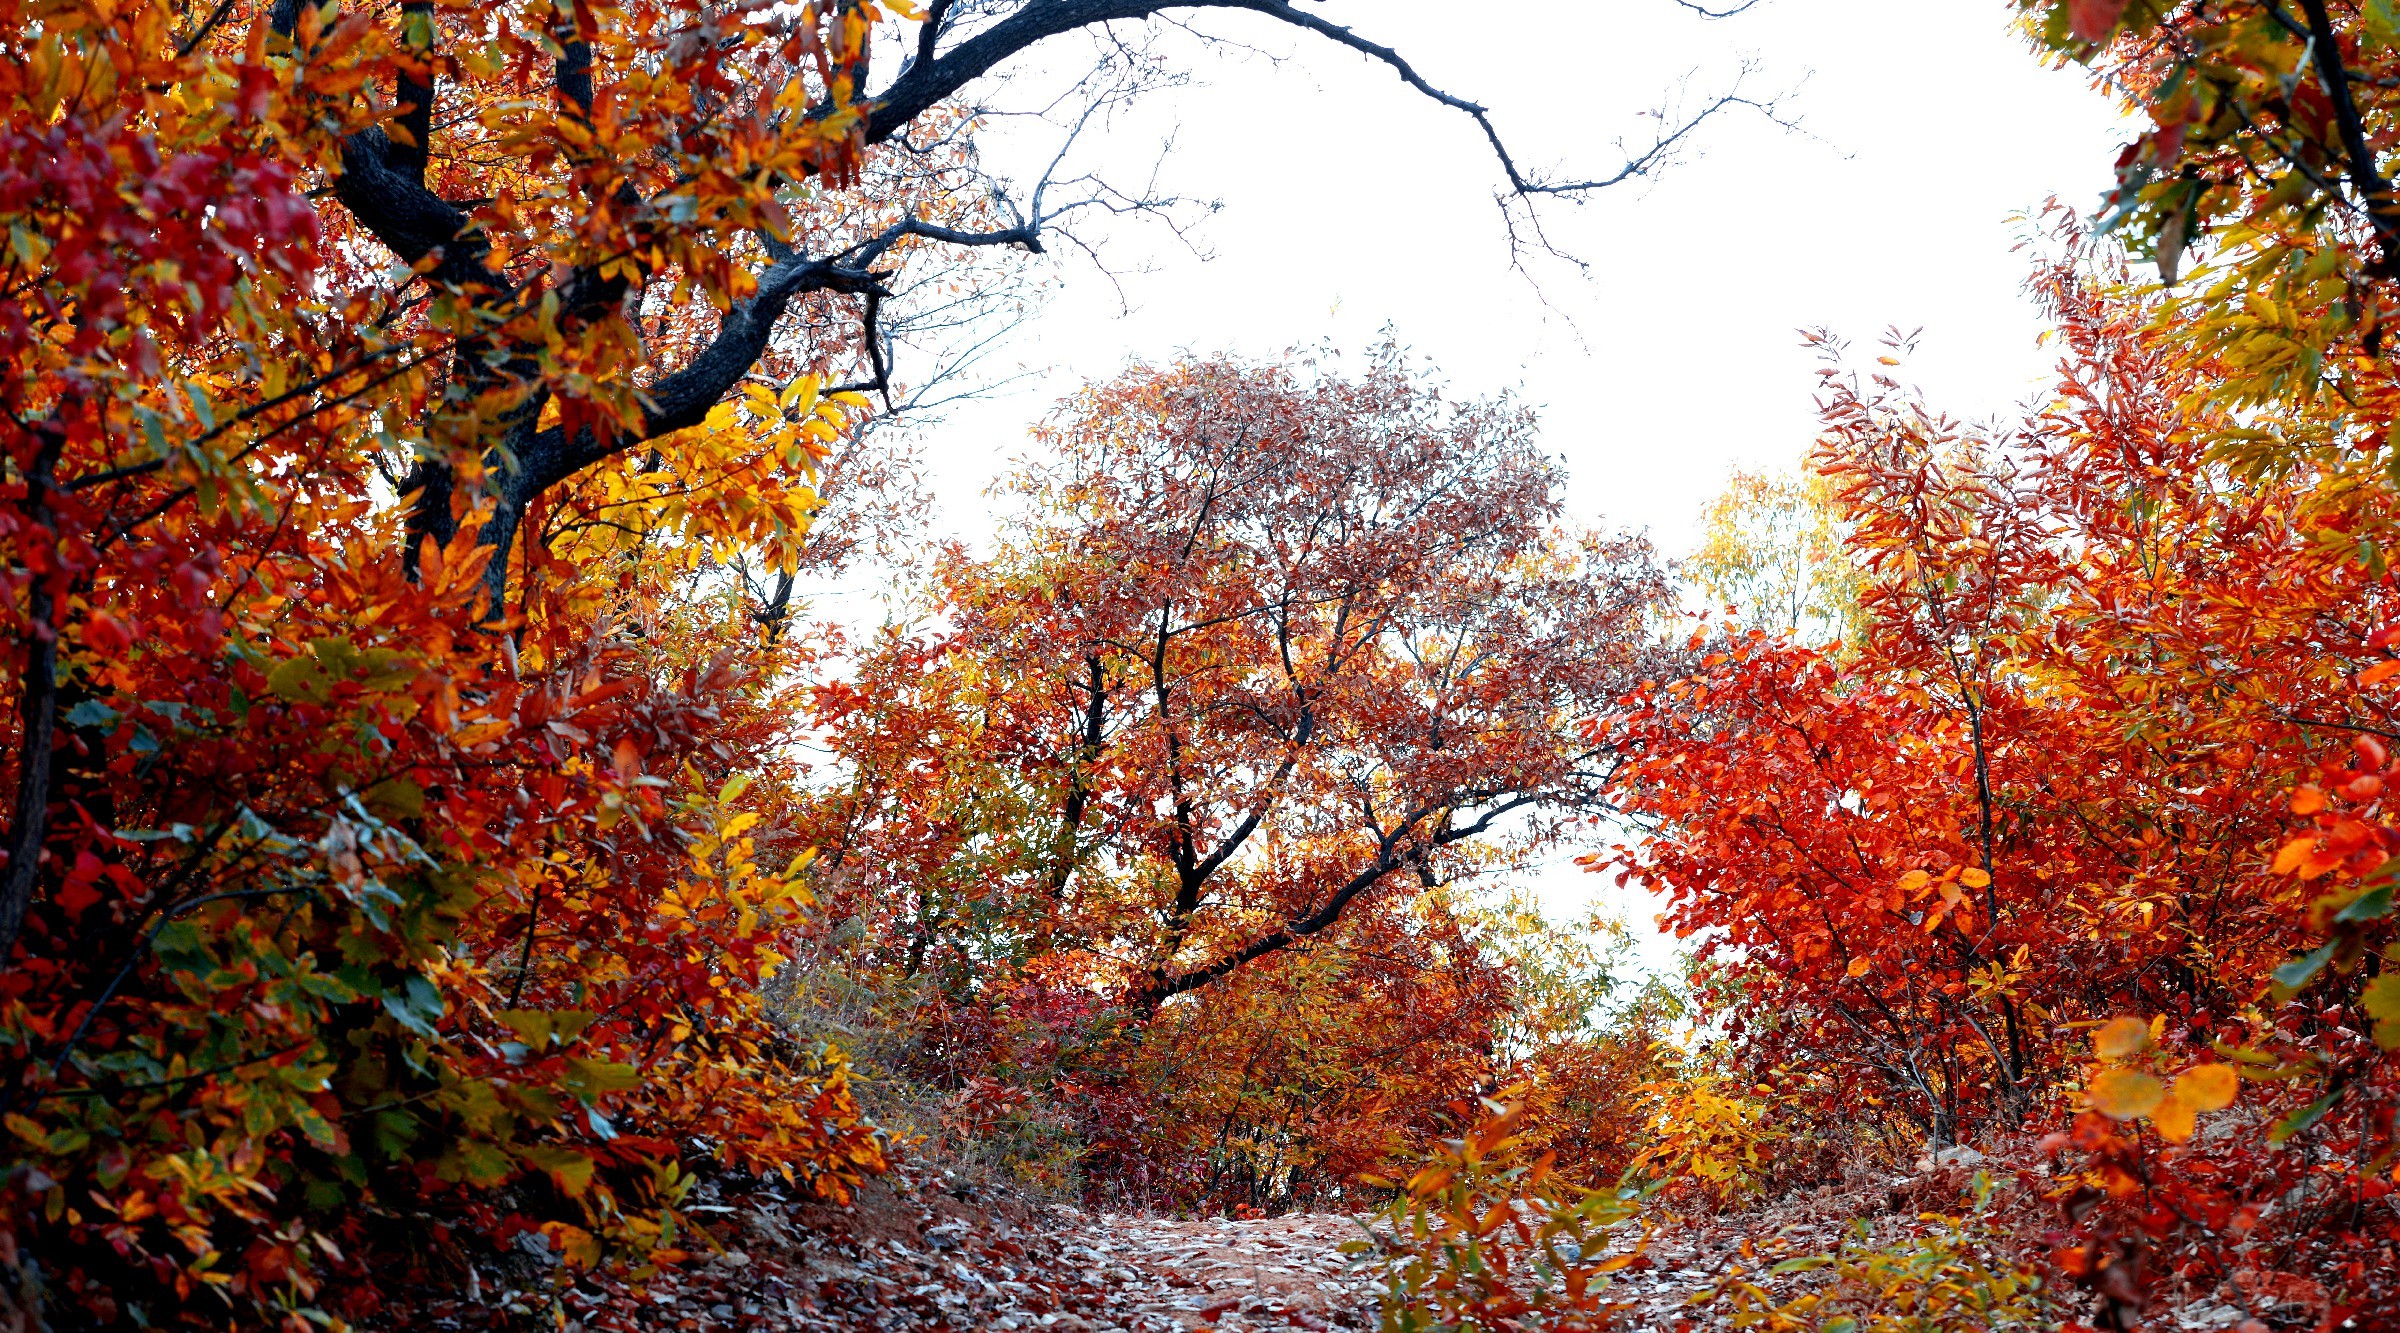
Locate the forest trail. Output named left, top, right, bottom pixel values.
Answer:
left=652, top=1168, right=1756, bottom=1332
left=763, top=1202, right=1762, bottom=1331
left=750, top=1199, right=1388, bottom=1331
left=1035, top=1212, right=1380, bottom=1331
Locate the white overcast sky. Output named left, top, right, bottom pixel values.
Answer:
left=842, top=0, right=2131, bottom=969
left=889, top=0, right=2130, bottom=552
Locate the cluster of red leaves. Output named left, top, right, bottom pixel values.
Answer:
left=1604, top=238, right=2400, bottom=1322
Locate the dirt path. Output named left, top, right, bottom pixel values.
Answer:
left=760, top=1202, right=1382, bottom=1331
left=551, top=1173, right=1388, bottom=1331
left=504, top=1161, right=2260, bottom=1331
left=1048, top=1212, right=1378, bottom=1331
left=610, top=1172, right=1728, bottom=1331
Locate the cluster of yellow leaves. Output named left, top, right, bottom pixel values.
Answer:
left=545, top=374, right=862, bottom=583
left=1629, top=1070, right=1779, bottom=1203
left=2081, top=1015, right=2240, bottom=1143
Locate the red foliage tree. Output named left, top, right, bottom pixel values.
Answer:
left=1611, top=243, right=2400, bottom=1320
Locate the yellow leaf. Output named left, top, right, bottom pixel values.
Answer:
left=2093, top=1016, right=2150, bottom=1059
left=2088, top=1069, right=2166, bottom=1121
left=1897, top=869, right=1930, bottom=895
left=2152, top=1086, right=2198, bottom=1143
left=2362, top=975, right=2400, bottom=1050
left=1959, top=867, right=1991, bottom=888
left=2174, top=1063, right=2239, bottom=1112
left=2364, top=973, right=2400, bottom=1022
left=539, top=1221, right=601, bottom=1268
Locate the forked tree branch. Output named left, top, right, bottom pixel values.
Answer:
left=311, top=0, right=1765, bottom=600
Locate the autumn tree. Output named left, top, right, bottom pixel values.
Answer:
left=0, top=0, right=1781, bottom=1321
left=789, top=347, right=1669, bottom=1202
left=1612, top=238, right=2400, bottom=1317
left=2020, top=0, right=2400, bottom=438
left=810, top=346, right=1667, bottom=1006
left=1686, top=463, right=1862, bottom=647
left=1996, top=8, right=2400, bottom=1315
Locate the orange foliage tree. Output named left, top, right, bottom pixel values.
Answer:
left=795, top=348, right=1671, bottom=1208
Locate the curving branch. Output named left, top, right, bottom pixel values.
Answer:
left=871, top=0, right=1788, bottom=201
left=316, top=0, right=1766, bottom=605
left=1137, top=789, right=1550, bottom=1010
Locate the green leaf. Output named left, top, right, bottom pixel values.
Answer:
left=364, top=778, right=424, bottom=819
left=2269, top=1091, right=2341, bottom=1144
left=370, top=1109, right=421, bottom=1160
left=267, top=654, right=331, bottom=704
left=563, top=1056, right=639, bottom=1103
left=2369, top=0, right=2400, bottom=50
left=181, top=381, right=214, bottom=431
left=449, top=1139, right=515, bottom=1186
left=381, top=974, right=444, bottom=1036
left=496, top=1009, right=553, bottom=1050
left=2273, top=940, right=2338, bottom=993
left=2336, top=886, right=2394, bottom=923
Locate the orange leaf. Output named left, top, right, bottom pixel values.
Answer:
left=2153, top=1086, right=2198, bottom=1143
left=2088, top=1069, right=2165, bottom=1120
left=2291, top=787, right=2326, bottom=815
left=2093, top=1016, right=2150, bottom=1059
left=2271, top=836, right=2318, bottom=876
left=2362, top=660, right=2400, bottom=686
left=2174, top=1063, right=2239, bottom=1112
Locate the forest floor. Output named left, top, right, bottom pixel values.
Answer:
left=535, top=1159, right=1993, bottom=1331
left=480, top=1155, right=2293, bottom=1330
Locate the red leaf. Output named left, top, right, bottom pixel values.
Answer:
left=2069, top=0, right=2128, bottom=42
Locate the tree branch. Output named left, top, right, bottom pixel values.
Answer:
left=2294, top=0, right=2400, bottom=272
left=0, top=418, right=67, bottom=969
left=866, top=0, right=1775, bottom=201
